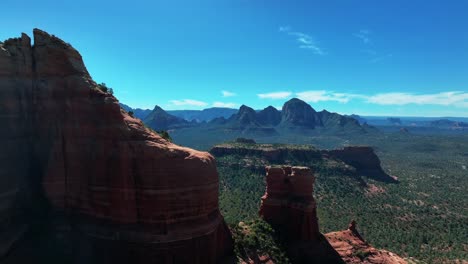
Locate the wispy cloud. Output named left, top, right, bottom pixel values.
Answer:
left=366, top=91, right=468, bottom=107
left=221, top=90, right=236, bottom=97
left=212, top=102, right=238, bottom=108
left=370, top=53, right=393, bottom=63
left=361, top=49, right=377, bottom=55
left=296, top=90, right=363, bottom=103
left=169, top=99, right=208, bottom=107
left=294, top=90, right=468, bottom=108
left=279, top=26, right=326, bottom=55
left=258, top=91, right=292, bottom=99
left=354, top=29, right=372, bottom=44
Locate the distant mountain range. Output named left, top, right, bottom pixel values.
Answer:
left=123, top=98, right=376, bottom=132
left=120, top=103, right=152, bottom=120
left=120, top=99, right=379, bottom=150
left=120, top=99, right=467, bottom=148
left=168, top=108, right=238, bottom=122
left=143, top=106, right=190, bottom=130
left=119, top=103, right=237, bottom=122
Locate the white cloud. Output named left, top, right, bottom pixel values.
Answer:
left=258, top=91, right=292, bottom=99
left=212, top=102, right=238, bottom=108
left=279, top=26, right=326, bottom=55
left=221, top=90, right=236, bottom=97
left=354, top=29, right=372, bottom=44
left=294, top=90, right=468, bottom=108
left=296, top=90, right=362, bottom=103
left=169, top=99, right=208, bottom=107
left=366, top=91, right=468, bottom=107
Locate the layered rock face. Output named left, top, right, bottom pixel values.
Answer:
left=324, top=146, right=396, bottom=182
left=325, top=222, right=407, bottom=264
left=0, top=33, right=34, bottom=257
left=258, top=165, right=406, bottom=264
left=0, top=29, right=231, bottom=263
left=259, top=166, right=320, bottom=241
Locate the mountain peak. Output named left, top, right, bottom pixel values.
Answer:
left=281, top=98, right=319, bottom=128
left=235, top=105, right=258, bottom=125
left=257, top=106, right=281, bottom=126
left=153, top=105, right=164, bottom=111
left=144, top=105, right=188, bottom=130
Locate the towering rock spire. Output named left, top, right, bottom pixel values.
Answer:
left=259, top=166, right=320, bottom=241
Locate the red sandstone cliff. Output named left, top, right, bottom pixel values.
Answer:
left=0, top=29, right=231, bottom=263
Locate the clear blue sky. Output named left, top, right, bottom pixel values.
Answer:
left=2, top=0, right=468, bottom=116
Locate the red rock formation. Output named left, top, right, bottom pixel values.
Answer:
left=0, top=29, right=231, bottom=263
left=325, top=222, right=407, bottom=264
left=323, top=146, right=396, bottom=182
left=324, top=146, right=380, bottom=173
left=258, top=166, right=405, bottom=264
left=0, top=33, right=34, bottom=258
left=259, top=166, right=320, bottom=241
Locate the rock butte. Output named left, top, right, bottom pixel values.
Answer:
left=0, top=29, right=231, bottom=263
left=259, top=166, right=406, bottom=264
left=259, top=166, right=320, bottom=241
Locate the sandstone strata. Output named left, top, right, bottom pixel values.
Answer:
left=259, top=166, right=319, bottom=241
left=0, top=29, right=231, bottom=263
left=258, top=166, right=405, bottom=264
left=325, top=222, right=407, bottom=264
left=323, top=146, right=396, bottom=182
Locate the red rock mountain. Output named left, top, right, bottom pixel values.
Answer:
left=0, top=29, right=231, bottom=263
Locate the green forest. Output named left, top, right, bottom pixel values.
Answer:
left=213, top=134, right=468, bottom=263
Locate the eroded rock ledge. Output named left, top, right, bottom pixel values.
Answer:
left=0, top=29, right=231, bottom=263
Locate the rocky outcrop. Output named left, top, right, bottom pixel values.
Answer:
left=210, top=144, right=322, bottom=165
left=0, top=29, right=231, bottom=263
left=259, top=166, right=343, bottom=263
left=259, top=166, right=320, bottom=241
left=323, top=146, right=396, bottom=182
left=0, top=32, right=34, bottom=259
left=210, top=143, right=394, bottom=183
left=257, top=165, right=405, bottom=263
left=325, top=221, right=407, bottom=264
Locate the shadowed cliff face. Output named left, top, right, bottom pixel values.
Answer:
left=0, top=29, right=231, bottom=263
left=259, top=166, right=320, bottom=241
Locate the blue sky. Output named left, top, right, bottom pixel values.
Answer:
left=2, top=0, right=468, bottom=116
